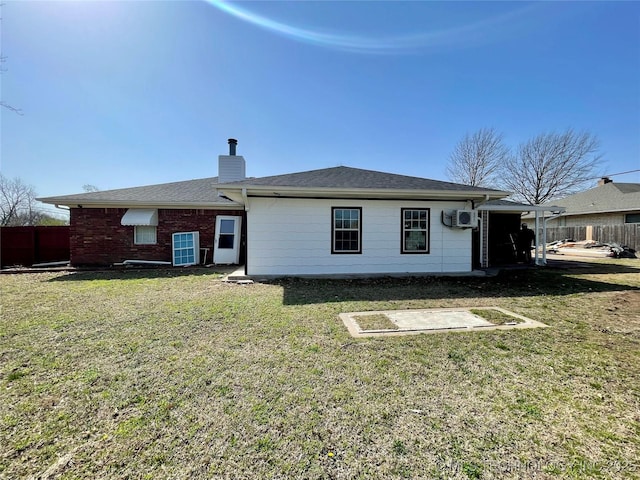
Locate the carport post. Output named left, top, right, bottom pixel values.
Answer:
left=534, top=211, right=542, bottom=266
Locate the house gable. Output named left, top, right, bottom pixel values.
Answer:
left=544, top=182, right=640, bottom=217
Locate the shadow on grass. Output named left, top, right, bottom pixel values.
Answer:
left=47, top=266, right=232, bottom=282
left=544, top=258, right=640, bottom=274
left=276, top=268, right=639, bottom=305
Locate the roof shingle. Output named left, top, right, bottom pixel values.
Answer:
left=39, top=166, right=509, bottom=206
left=38, top=177, right=234, bottom=205
left=220, top=166, right=505, bottom=193
left=543, top=182, right=640, bottom=215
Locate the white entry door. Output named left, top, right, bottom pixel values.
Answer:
left=213, top=216, right=242, bottom=264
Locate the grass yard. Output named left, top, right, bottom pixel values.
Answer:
left=1, top=259, right=639, bottom=479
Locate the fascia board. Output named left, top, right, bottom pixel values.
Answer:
left=38, top=200, right=242, bottom=209
left=479, top=205, right=566, bottom=213
left=553, top=207, right=640, bottom=216
left=219, top=185, right=509, bottom=201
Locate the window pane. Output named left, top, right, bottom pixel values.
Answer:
left=219, top=219, right=235, bottom=234
left=405, top=231, right=426, bottom=251
left=135, top=226, right=157, bottom=245
left=218, top=234, right=234, bottom=249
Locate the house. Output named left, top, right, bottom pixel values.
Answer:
left=540, top=178, right=640, bottom=227
left=39, top=139, right=560, bottom=275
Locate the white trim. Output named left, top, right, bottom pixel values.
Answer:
left=219, top=185, right=509, bottom=203
left=121, top=209, right=158, bottom=226
left=42, top=201, right=242, bottom=209
left=477, top=204, right=565, bottom=213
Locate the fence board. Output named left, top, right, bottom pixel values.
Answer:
left=543, top=224, right=639, bottom=252
left=0, top=226, right=70, bottom=267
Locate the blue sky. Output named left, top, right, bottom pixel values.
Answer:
left=2, top=1, right=639, bottom=211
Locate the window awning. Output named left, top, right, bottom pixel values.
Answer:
left=121, top=208, right=158, bottom=226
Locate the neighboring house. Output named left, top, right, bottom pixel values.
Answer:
left=541, top=178, right=640, bottom=227
left=41, top=139, right=560, bottom=276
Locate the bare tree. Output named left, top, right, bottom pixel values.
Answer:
left=446, top=128, right=508, bottom=187
left=0, top=174, right=37, bottom=225
left=501, top=129, right=601, bottom=204
left=82, top=184, right=100, bottom=192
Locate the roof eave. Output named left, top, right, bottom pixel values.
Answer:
left=220, top=185, right=509, bottom=201
left=36, top=199, right=242, bottom=209
left=550, top=207, right=640, bottom=216
left=479, top=204, right=566, bottom=213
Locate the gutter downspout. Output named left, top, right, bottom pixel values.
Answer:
left=241, top=188, right=249, bottom=212
left=241, top=188, right=249, bottom=277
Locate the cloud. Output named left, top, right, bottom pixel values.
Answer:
left=205, top=1, right=541, bottom=55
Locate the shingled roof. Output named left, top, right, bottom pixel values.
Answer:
left=542, top=182, right=640, bottom=215
left=221, top=166, right=506, bottom=193
left=37, top=177, right=236, bottom=207
left=39, top=166, right=510, bottom=207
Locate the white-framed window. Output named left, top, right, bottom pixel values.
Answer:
left=401, top=208, right=430, bottom=254
left=134, top=226, right=157, bottom=245
left=172, top=231, right=200, bottom=266
left=332, top=207, right=361, bottom=254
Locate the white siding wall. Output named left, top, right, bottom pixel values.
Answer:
left=246, top=198, right=472, bottom=276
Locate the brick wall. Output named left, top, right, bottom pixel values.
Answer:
left=70, top=208, right=245, bottom=266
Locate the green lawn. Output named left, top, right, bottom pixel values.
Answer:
left=1, top=260, right=639, bottom=479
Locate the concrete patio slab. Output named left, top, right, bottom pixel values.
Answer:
left=340, top=307, right=548, bottom=337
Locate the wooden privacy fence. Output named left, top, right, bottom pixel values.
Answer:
left=542, top=224, right=639, bottom=252
left=0, top=226, right=70, bottom=267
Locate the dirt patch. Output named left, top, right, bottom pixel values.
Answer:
left=602, top=291, right=640, bottom=334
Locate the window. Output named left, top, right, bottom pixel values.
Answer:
left=401, top=208, right=429, bottom=254
left=217, top=219, right=236, bottom=249
left=625, top=213, right=640, bottom=224
left=332, top=207, right=362, bottom=254
left=134, top=226, right=157, bottom=245
left=172, top=231, right=200, bottom=266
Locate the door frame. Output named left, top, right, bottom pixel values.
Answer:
left=213, top=215, right=242, bottom=264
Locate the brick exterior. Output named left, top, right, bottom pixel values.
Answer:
left=70, top=208, right=245, bottom=266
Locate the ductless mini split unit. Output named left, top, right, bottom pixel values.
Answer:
left=451, top=209, right=478, bottom=228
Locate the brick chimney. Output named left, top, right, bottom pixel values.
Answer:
left=218, top=138, right=246, bottom=183
left=598, top=177, right=612, bottom=186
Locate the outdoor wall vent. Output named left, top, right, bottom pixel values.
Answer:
left=451, top=209, right=478, bottom=228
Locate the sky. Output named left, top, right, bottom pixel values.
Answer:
left=1, top=0, right=639, bottom=217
